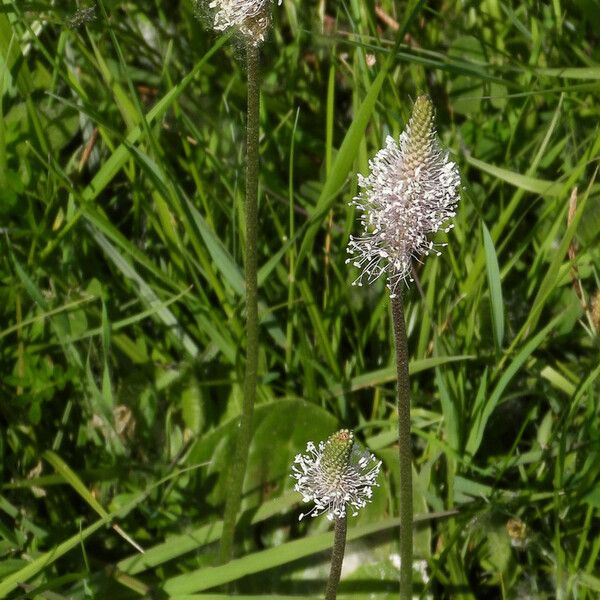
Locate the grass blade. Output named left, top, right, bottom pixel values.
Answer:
left=482, top=220, right=504, bottom=351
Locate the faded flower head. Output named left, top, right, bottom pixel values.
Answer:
left=506, top=517, right=528, bottom=549
left=291, top=429, right=382, bottom=521
left=67, top=6, right=96, bottom=29
left=207, top=0, right=282, bottom=45
left=346, top=95, right=460, bottom=297
left=591, top=290, right=600, bottom=333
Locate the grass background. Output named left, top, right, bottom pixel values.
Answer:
left=1, top=0, right=600, bottom=597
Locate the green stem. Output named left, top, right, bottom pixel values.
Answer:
left=218, top=41, right=261, bottom=565
left=391, top=293, right=413, bottom=600
left=324, top=514, right=348, bottom=600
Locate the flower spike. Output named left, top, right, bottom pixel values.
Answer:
left=291, top=430, right=382, bottom=521
left=346, top=95, right=461, bottom=297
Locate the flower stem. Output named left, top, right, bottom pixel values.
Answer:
left=218, top=41, right=261, bottom=565
left=324, top=514, right=348, bottom=600
left=391, top=293, right=413, bottom=600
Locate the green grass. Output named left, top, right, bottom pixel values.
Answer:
left=1, top=0, right=600, bottom=598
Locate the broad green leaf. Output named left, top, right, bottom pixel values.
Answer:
left=187, top=400, right=337, bottom=508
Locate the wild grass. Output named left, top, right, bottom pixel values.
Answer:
left=1, top=0, right=599, bottom=598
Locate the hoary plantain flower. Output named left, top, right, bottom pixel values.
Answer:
left=291, top=430, right=382, bottom=521
left=207, top=0, right=282, bottom=45
left=346, top=95, right=461, bottom=297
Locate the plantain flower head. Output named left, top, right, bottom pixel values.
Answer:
left=346, top=95, right=460, bottom=297
left=207, top=0, right=282, bottom=45
left=291, top=429, right=382, bottom=521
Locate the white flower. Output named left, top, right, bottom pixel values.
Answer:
left=208, top=0, right=282, bottom=45
left=346, top=95, right=460, bottom=297
left=291, top=430, right=382, bottom=521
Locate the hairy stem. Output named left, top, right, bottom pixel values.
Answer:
left=391, top=293, right=413, bottom=599
left=218, top=41, right=261, bottom=565
left=324, top=514, right=348, bottom=600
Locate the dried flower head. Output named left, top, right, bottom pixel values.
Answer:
left=591, top=290, right=600, bottom=333
left=67, top=6, right=96, bottom=29
left=207, top=0, right=282, bottom=45
left=506, top=517, right=528, bottom=549
left=291, top=429, right=382, bottom=521
left=346, top=95, right=460, bottom=297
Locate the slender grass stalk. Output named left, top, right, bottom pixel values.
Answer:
left=391, top=293, right=413, bottom=600
left=325, top=515, right=347, bottom=600
left=218, top=40, right=261, bottom=564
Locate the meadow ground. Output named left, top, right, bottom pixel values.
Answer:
left=1, top=1, right=599, bottom=598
